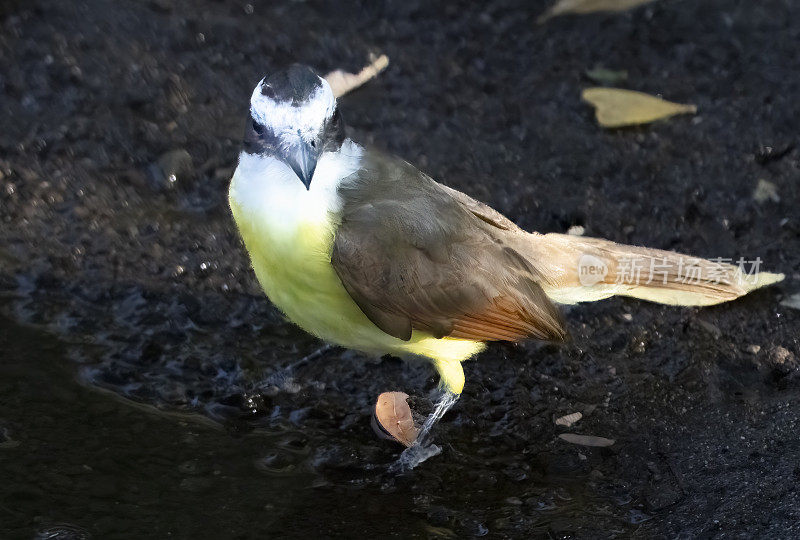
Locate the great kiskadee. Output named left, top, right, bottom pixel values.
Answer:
left=228, top=64, right=783, bottom=395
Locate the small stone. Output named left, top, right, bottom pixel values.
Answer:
left=155, top=149, right=193, bottom=188
left=746, top=344, right=761, bottom=355
left=753, top=179, right=780, bottom=203
left=694, top=319, right=722, bottom=339
left=769, top=346, right=795, bottom=366
left=766, top=346, right=798, bottom=378
left=755, top=143, right=793, bottom=165
left=567, top=225, right=585, bottom=236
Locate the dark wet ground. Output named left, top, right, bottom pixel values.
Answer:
left=2, top=0, right=800, bottom=537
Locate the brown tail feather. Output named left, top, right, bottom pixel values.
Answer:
left=527, top=233, right=784, bottom=306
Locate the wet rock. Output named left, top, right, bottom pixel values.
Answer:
left=766, top=346, right=798, bottom=378
left=754, top=143, right=793, bottom=165
left=150, top=149, right=193, bottom=190
left=745, top=344, right=761, bottom=355
left=693, top=318, right=722, bottom=339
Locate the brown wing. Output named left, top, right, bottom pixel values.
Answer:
left=331, top=152, right=567, bottom=344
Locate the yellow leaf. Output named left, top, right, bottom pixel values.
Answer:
left=539, top=0, right=655, bottom=23
left=582, top=88, right=697, bottom=128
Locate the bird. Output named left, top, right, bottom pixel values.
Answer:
left=228, top=64, right=784, bottom=398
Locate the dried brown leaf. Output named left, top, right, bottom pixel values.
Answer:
left=559, top=433, right=615, bottom=447
left=324, top=54, right=389, bottom=98
left=373, top=391, right=419, bottom=447
left=582, top=87, right=697, bottom=128
left=539, top=0, right=654, bottom=23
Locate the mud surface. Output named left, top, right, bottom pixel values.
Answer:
left=2, top=0, right=800, bottom=537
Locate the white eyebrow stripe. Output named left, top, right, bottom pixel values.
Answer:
left=250, top=77, right=336, bottom=138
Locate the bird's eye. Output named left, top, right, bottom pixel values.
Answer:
left=252, top=120, right=264, bottom=134
left=310, top=140, right=316, bottom=149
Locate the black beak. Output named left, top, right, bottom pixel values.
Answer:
left=284, top=142, right=319, bottom=190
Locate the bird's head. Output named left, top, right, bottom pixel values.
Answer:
left=245, top=64, right=345, bottom=189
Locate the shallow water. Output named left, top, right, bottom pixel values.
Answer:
left=0, top=306, right=650, bottom=538
left=392, top=391, right=459, bottom=472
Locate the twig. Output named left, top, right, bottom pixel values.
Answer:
left=325, top=54, right=389, bottom=98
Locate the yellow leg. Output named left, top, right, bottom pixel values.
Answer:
left=432, top=357, right=465, bottom=394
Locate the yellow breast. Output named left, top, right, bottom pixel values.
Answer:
left=227, top=152, right=484, bottom=393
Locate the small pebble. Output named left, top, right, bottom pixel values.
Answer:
left=753, top=179, right=780, bottom=203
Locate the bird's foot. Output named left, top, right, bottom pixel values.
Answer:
left=389, top=390, right=460, bottom=472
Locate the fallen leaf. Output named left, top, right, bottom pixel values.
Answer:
left=753, top=179, right=780, bottom=203
left=582, top=88, right=697, bottom=128
left=538, top=0, right=654, bottom=23
left=324, top=54, right=389, bottom=98
left=555, top=412, right=583, bottom=427
left=781, top=292, right=800, bottom=311
left=559, top=433, right=615, bottom=447
left=372, top=391, right=419, bottom=447
left=585, top=67, right=628, bottom=86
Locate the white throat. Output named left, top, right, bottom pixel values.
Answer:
left=229, top=139, right=363, bottom=234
